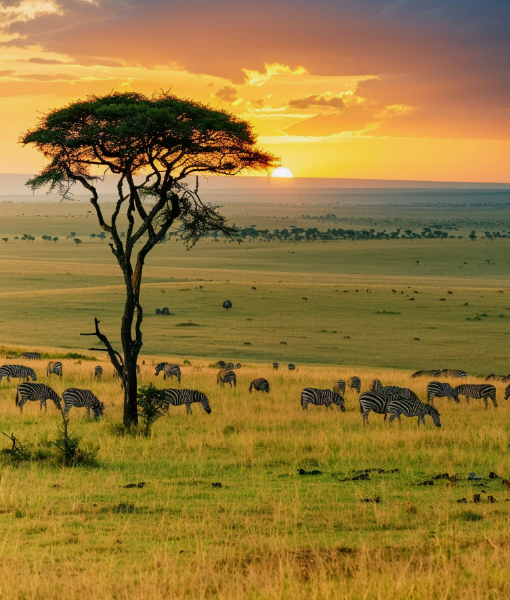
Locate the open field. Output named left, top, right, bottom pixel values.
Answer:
left=0, top=355, right=509, bottom=598
left=1, top=196, right=510, bottom=372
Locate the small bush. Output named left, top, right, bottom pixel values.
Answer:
left=52, top=410, right=98, bottom=466
left=458, top=510, right=483, bottom=522
left=137, top=384, right=167, bottom=437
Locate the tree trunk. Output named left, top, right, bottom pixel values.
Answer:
left=121, top=291, right=140, bottom=427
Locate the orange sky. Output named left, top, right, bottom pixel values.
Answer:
left=0, top=0, right=509, bottom=182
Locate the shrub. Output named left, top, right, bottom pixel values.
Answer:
left=137, top=384, right=167, bottom=437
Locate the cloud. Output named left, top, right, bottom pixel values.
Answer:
left=0, top=69, right=15, bottom=76
left=213, top=85, right=237, bottom=103
left=288, top=94, right=345, bottom=110
left=284, top=105, right=375, bottom=137
left=21, top=72, right=76, bottom=80
left=23, top=57, right=70, bottom=64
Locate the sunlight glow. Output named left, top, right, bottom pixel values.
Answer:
left=271, top=167, right=293, bottom=178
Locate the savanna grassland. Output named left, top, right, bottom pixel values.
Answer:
left=1, top=189, right=510, bottom=598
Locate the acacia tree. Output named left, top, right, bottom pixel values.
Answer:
left=22, top=92, right=276, bottom=426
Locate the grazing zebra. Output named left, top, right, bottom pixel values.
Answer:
left=359, top=391, right=390, bottom=425
left=21, top=352, right=41, bottom=360
left=301, top=388, right=345, bottom=411
left=288, top=364, right=296, bottom=370
left=333, top=380, right=346, bottom=395
left=456, top=384, right=497, bottom=409
left=249, top=378, right=270, bottom=393
left=94, top=366, right=103, bottom=380
left=383, top=386, right=420, bottom=403
left=387, top=397, right=441, bottom=428
left=505, top=385, right=510, bottom=401
left=155, top=363, right=181, bottom=383
left=412, top=370, right=440, bottom=378
left=0, top=365, right=37, bottom=383
left=426, top=382, right=459, bottom=405
left=217, top=361, right=226, bottom=369
left=235, top=363, right=242, bottom=369
left=485, top=374, right=505, bottom=382
left=162, top=389, right=211, bottom=415
left=273, top=362, right=279, bottom=370
left=47, top=361, right=62, bottom=377
left=16, top=383, right=61, bottom=413
left=438, top=369, right=467, bottom=378
left=217, top=369, right=236, bottom=387
left=348, top=376, right=361, bottom=393
left=370, top=379, right=384, bottom=393
left=63, top=388, right=104, bottom=418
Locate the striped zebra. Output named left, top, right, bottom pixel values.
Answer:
left=370, top=379, right=384, bottom=393
left=155, top=363, right=181, bottom=383
left=505, top=385, right=510, bottom=401
left=387, top=397, right=441, bottom=427
left=456, top=384, right=497, bottom=409
left=47, top=361, right=62, bottom=378
left=348, top=376, right=361, bottom=393
left=16, top=383, right=61, bottom=413
left=21, top=352, right=41, bottom=360
left=412, top=370, right=440, bottom=378
left=383, top=386, right=420, bottom=403
left=235, top=363, right=242, bottom=369
left=273, top=362, right=279, bottom=370
left=162, top=388, right=211, bottom=415
left=288, top=364, right=296, bottom=371
left=333, top=380, right=346, bottom=395
left=217, top=369, right=236, bottom=387
left=427, top=381, right=459, bottom=405
left=301, top=388, right=345, bottom=411
left=438, top=369, right=467, bottom=378
left=217, top=361, right=226, bottom=369
left=63, top=388, right=104, bottom=418
left=501, top=374, right=510, bottom=383
left=249, top=378, right=270, bottom=393
left=485, top=374, right=505, bottom=382
left=359, top=391, right=390, bottom=425
left=94, top=366, right=103, bottom=380
left=0, top=365, right=37, bottom=383
left=226, top=362, right=235, bottom=369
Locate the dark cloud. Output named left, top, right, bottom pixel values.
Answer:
left=288, top=95, right=345, bottom=109
left=213, top=85, right=238, bottom=103
left=23, top=57, right=71, bottom=65
left=0, top=70, right=15, bottom=76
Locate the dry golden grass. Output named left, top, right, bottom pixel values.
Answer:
left=0, top=347, right=509, bottom=598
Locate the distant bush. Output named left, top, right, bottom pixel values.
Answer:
left=175, top=322, right=200, bottom=327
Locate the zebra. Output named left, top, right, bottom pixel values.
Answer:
left=162, top=389, right=211, bottom=415
left=226, top=362, right=235, bottom=369
left=249, top=378, right=270, bottom=393
left=387, top=397, right=441, bottom=428
left=217, top=369, right=236, bottom=387
left=63, top=388, right=104, bottom=418
left=456, top=384, right=497, bottom=409
left=501, top=374, right=510, bottom=383
left=94, top=366, right=103, bottom=380
left=359, top=391, right=390, bottom=425
left=438, top=369, right=467, bottom=378
left=348, top=376, right=361, bottom=393
left=235, top=363, right=242, bottom=369
left=217, top=361, right=226, bottom=369
left=0, top=365, right=37, bottom=383
left=426, top=381, right=459, bottom=405
left=333, top=380, right=346, bottom=395
left=21, top=352, right=41, bottom=360
left=47, top=361, right=62, bottom=378
left=370, top=379, right=384, bottom=393
left=383, top=386, right=420, bottom=403
left=505, top=385, right=510, bottom=401
left=16, top=383, right=61, bottom=413
left=288, top=364, right=296, bottom=371
left=273, top=362, right=279, bottom=370
left=155, top=363, right=181, bottom=383
left=485, top=374, right=505, bottom=382
left=301, top=388, right=345, bottom=411
left=411, top=370, right=440, bottom=378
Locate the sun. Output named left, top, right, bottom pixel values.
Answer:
left=271, top=166, right=293, bottom=178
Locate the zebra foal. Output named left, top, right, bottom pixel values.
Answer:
left=162, top=389, right=211, bottom=415
left=47, top=361, right=63, bottom=378
left=16, top=383, right=61, bottom=413
left=63, top=389, right=104, bottom=418
left=249, top=378, right=270, bottom=393
left=94, top=366, right=103, bottom=381
left=427, top=382, right=459, bottom=405
left=301, top=388, right=345, bottom=411
left=217, top=369, right=236, bottom=387
left=387, top=397, right=441, bottom=428
left=0, top=365, right=37, bottom=383
left=456, top=384, right=497, bottom=409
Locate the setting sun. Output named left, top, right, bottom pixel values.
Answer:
left=271, top=166, right=293, bottom=178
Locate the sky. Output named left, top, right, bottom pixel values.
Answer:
left=0, top=0, right=509, bottom=181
